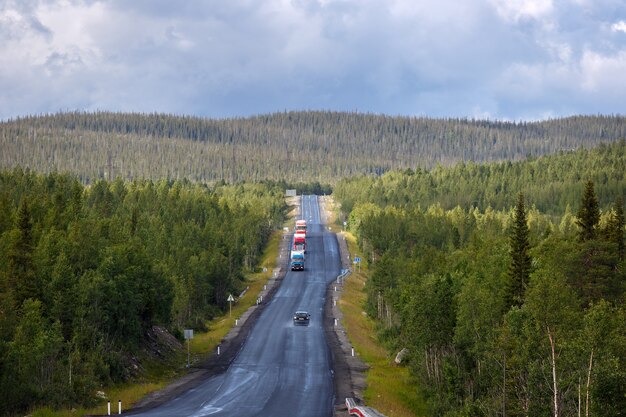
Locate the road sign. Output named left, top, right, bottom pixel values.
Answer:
left=184, top=329, right=193, bottom=367
left=227, top=294, right=235, bottom=317
left=353, top=257, right=361, bottom=263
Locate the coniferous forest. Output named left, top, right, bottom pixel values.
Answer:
left=0, top=169, right=285, bottom=415
left=333, top=142, right=625, bottom=417
left=0, top=111, right=625, bottom=417
left=1, top=112, right=626, bottom=183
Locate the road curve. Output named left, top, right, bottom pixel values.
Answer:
left=128, top=195, right=341, bottom=417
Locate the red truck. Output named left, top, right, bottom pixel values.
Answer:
left=295, top=219, right=307, bottom=234
left=293, top=232, right=306, bottom=252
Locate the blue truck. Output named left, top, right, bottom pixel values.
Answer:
left=290, top=250, right=305, bottom=271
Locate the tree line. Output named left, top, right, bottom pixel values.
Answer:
left=1, top=111, right=625, bottom=184
left=0, top=168, right=286, bottom=416
left=334, top=148, right=625, bottom=416
left=333, top=141, right=625, bottom=216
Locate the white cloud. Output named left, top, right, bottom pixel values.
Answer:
left=581, top=50, right=626, bottom=93
left=612, top=20, right=626, bottom=33
left=489, top=0, right=554, bottom=23
left=0, top=0, right=625, bottom=120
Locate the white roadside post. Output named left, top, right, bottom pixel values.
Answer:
left=184, top=329, right=194, bottom=367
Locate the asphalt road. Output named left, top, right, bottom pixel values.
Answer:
left=129, top=195, right=341, bottom=417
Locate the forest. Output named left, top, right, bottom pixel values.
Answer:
left=1, top=111, right=625, bottom=417
left=0, top=168, right=286, bottom=416
left=334, top=142, right=625, bottom=416
left=334, top=141, right=625, bottom=216
left=1, top=111, right=626, bottom=184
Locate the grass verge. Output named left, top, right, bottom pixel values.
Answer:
left=339, top=232, right=429, bottom=417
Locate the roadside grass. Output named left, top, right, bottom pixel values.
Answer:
left=340, top=231, right=429, bottom=417
left=320, top=195, right=343, bottom=234
left=31, top=230, right=284, bottom=417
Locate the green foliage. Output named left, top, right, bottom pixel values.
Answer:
left=334, top=147, right=626, bottom=415
left=506, top=193, right=532, bottom=308
left=583, top=301, right=626, bottom=417
left=2, top=299, right=65, bottom=412
left=334, top=141, right=626, bottom=216
left=577, top=180, right=600, bottom=241
left=7, top=199, right=39, bottom=309
left=0, top=169, right=285, bottom=416
left=604, top=197, right=625, bottom=260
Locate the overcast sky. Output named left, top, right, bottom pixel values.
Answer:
left=1, top=0, right=625, bottom=121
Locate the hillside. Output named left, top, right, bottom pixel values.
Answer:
left=2, top=111, right=625, bottom=183
left=334, top=152, right=625, bottom=416
left=334, top=141, right=625, bottom=216
left=0, top=172, right=286, bottom=416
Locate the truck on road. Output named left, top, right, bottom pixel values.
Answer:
left=290, top=250, right=305, bottom=271
left=295, top=219, right=307, bottom=234
left=293, top=232, right=306, bottom=252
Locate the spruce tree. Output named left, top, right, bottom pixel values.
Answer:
left=506, top=193, right=532, bottom=308
left=7, top=199, right=39, bottom=309
left=576, top=180, right=600, bottom=241
left=605, top=197, right=624, bottom=260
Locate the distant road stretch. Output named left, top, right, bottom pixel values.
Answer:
left=129, top=195, right=340, bottom=417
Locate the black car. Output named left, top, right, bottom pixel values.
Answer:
left=293, top=311, right=311, bottom=325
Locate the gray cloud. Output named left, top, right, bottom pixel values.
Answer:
left=0, top=0, right=625, bottom=121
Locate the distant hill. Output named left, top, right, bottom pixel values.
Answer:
left=1, top=111, right=625, bottom=183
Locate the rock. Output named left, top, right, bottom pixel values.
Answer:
left=394, top=348, right=409, bottom=365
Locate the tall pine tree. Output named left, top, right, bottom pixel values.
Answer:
left=506, top=193, right=532, bottom=308
left=577, top=180, right=600, bottom=241
left=605, top=197, right=624, bottom=261
left=7, top=199, right=39, bottom=309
